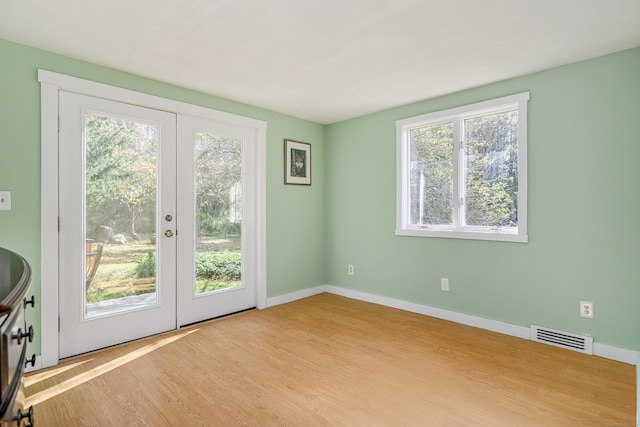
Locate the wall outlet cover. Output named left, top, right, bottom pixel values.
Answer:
left=0, top=191, right=11, bottom=211
left=580, top=301, right=594, bottom=318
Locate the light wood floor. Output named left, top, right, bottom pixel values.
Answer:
left=26, top=293, right=636, bottom=426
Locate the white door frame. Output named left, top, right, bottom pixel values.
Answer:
left=39, top=69, right=267, bottom=368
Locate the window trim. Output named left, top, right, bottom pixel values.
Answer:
left=396, top=92, right=529, bottom=243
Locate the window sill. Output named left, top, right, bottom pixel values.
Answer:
left=395, top=227, right=528, bottom=243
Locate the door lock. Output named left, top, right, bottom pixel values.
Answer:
left=165, top=214, right=173, bottom=222
left=164, top=230, right=174, bottom=238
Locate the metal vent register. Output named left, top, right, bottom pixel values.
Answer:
left=530, top=325, right=593, bottom=355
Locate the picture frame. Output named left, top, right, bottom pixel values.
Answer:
left=284, top=139, right=311, bottom=185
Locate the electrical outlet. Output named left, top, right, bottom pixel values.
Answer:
left=348, top=264, right=354, bottom=275
left=441, top=278, right=449, bottom=291
left=0, top=191, right=11, bottom=211
left=580, top=301, right=593, bottom=318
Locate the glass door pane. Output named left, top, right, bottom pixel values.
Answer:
left=194, top=132, right=242, bottom=295
left=84, top=113, right=159, bottom=318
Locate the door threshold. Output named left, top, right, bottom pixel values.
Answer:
left=179, top=307, right=256, bottom=328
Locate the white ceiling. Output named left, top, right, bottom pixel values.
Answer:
left=1, top=0, right=640, bottom=124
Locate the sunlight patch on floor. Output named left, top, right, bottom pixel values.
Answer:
left=25, top=329, right=198, bottom=407
left=24, top=359, right=93, bottom=388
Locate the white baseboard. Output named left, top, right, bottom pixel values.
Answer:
left=593, top=342, right=638, bottom=365
left=325, top=285, right=532, bottom=340
left=266, top=285, right=327, bottom=307
left=267, top=285, right=639, bottom=366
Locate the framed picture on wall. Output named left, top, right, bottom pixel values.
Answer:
left=284, top=139, right=311, bottom=185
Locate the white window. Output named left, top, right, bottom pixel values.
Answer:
left=396, top=92, right=529, bottom=243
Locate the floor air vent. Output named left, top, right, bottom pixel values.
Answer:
left=530, top=325, right=593, bottom=355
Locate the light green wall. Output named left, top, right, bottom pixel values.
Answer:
left=325, top=47, right=640, bottom=351
left=0, top=39, right=326, bottom=355
left=2, top=37, right=639, bottom=356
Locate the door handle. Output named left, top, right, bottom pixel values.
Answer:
left=164, top=230, right=174, bottom=238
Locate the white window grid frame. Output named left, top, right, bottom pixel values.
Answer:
left=396, top=92, right=529, bottom=243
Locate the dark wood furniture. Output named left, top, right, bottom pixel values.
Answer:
left=0, top=248, right=35, bottom=426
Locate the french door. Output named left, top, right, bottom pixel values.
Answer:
left=58, top=92, right=257, bottom=358
left=176, top=116, right=257, bottom=326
